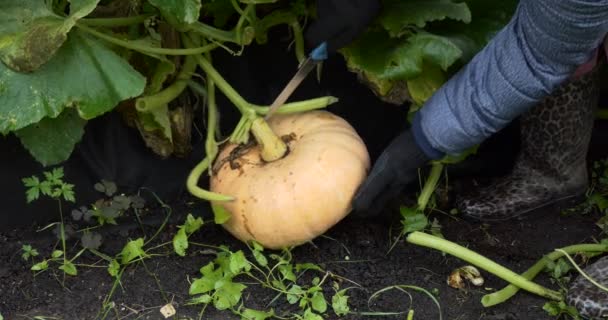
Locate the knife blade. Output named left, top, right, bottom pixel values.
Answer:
left=264, top=42, right=327, bottom=120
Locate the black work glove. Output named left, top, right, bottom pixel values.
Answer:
left=352, top=130, right=431, bottom=217
left=305, top=0, right=381, bottom=53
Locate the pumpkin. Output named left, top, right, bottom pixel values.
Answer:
left=210, top=110, right=370, bottom=249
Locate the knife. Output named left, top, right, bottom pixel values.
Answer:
left=264, top=42, right=328, bottom=120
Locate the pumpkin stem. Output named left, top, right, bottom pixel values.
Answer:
left=250, top=117, right=288, bottom=162
left=417, top=162, right=444, bottom=211
left=183, top=33, right=339, bottom=165
left=186, top=47, right=233, bottom=202
left=406, top=231, right=564, bottom=302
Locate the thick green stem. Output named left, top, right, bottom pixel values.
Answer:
left=185, top=35, right=253, bottom=115
left=205, top=82, right=219, bottom=159
left=135, top=54, right=197, bottom=111
left=76, top=23, right=218, bottom=55
left=184, top=34, right=338, bottom=118
left=252, top=96, right=338, bottom=115
left=186, top=52, right=232, bottom=202
left=185, top=33, right=288, bottom=161
left=230, top=116, right=252, bottom=144
left=189, top=22, right=254, bottom=45
left=230, top=0, right=251, bottom=21
left=291, top=20, right=306, bottom=64
left=251, top=117, right=288, bottom=162
left=185, top=33, right=338, bottom=162
left=80, top=15, right=152, bottom=27
left=597, top=108, right=608, bottom=120
left=482, top=243, right=608, bottom=307
left=417, top=163, right=443, bottom=211
left=187, top=157, right=234, bottom=201
left=236, top=4, right=256, bottom=45
left=406, top=231, right=564, bottom=301
left=229, top=97, right=338, bottom=144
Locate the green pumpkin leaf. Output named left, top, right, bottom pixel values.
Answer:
left=341, top=30, right=461, bottom=97
left=0, top=0, right=100, bottom=72
left=379, top=0, right=471, bottom=37
left=406, top=62, right=446, bottom=107
left=0, top=30, right=146, bottom=136
left=148, top=0, right=202, bottom=26
left=14, top=108, right=86, bottom=166
left=431, top=0, right=517, bottom=61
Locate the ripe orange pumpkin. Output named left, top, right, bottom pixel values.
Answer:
left=210, top=110, right=370, bottom=249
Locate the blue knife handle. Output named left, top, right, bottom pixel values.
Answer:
left=310, top=42, right=328, bottom=61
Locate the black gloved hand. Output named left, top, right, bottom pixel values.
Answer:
left=352, top=130, right=431, bottom=217
left=305, top=0, right=381, bottom=53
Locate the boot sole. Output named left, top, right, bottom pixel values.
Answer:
left=461, top=190, right=588, bottom=223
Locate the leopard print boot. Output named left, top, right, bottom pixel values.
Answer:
left=456, top=66, right=600, bottom=222
left=566, top=255, right=608, bottom=319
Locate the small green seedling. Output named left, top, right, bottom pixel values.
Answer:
left=22, top=167, right=75, bottom=203
left=22, top=167, right=79, bottom=277
left=21, top=244, right=39, bottom=261
left=184, top=229, right=354, bottom=319
left=173, top=213, right=204, bottom=256
left=543, top=301, right=582, bottom=319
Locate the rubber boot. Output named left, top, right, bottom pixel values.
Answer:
left=456, top=66, right=600, bottom=222
left=566, top=255, right=608, bottom=319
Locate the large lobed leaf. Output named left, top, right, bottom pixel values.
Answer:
left=341, top=0, right=517, bottom=105
left=379, top=0, right=471, bottom=37
left=434, top=0, right=518, bottom=61
left=14, top=109, right=86, bottom=167
left=0, top=30, right=146, bottom=165
left=0, top=30, right=146, bottom=134
left=340, top=30, right=461, bottom=100
left=0, top=0, right=100, bottom=72
left=148, top=0, right=202, bottom=26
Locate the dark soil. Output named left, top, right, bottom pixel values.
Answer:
left=0, top=186, right=605, bottom=320
left=2, top=30, right=608, bottom=320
